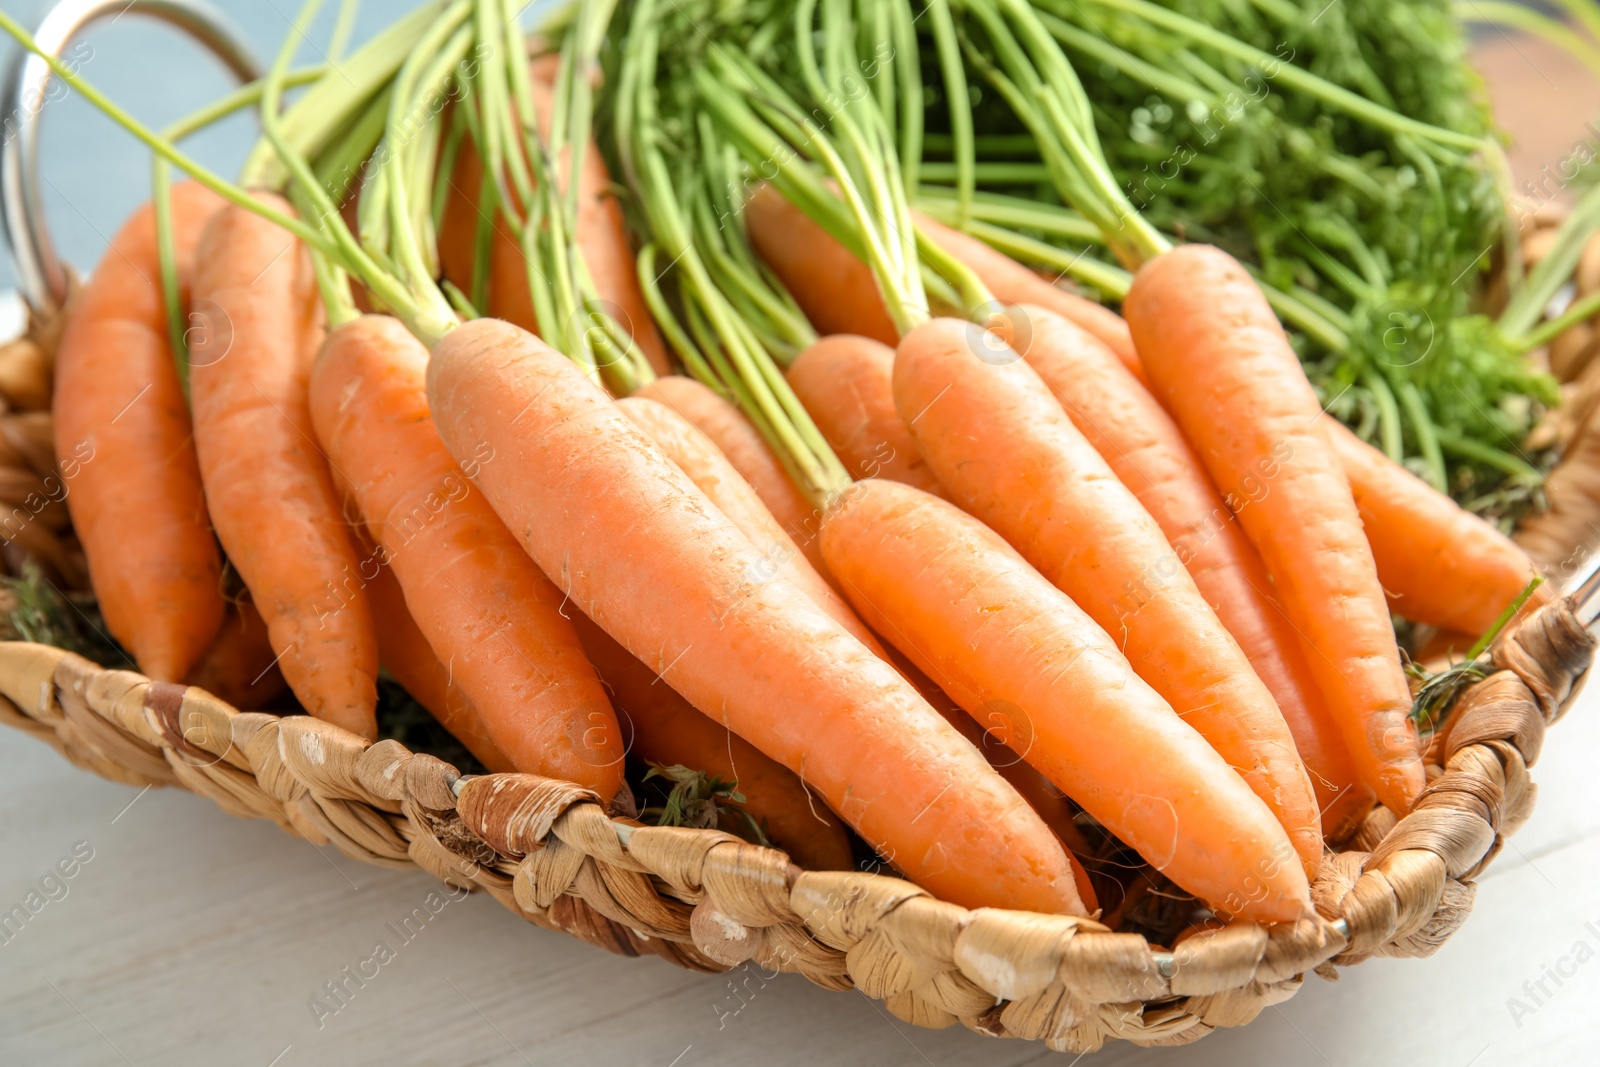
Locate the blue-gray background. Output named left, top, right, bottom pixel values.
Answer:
left=0, top=0, right=550, bottom=294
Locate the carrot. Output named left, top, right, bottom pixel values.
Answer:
left=740, top=184, right=1140, bottom=376
left=426, top=317, right=1084, bottom=914
left=895, top=317, right=1322, bottom=876
left=1126, top=245, right=1424, bottom=815
left=185, top=597, right=289, bottom=711
left=364, top=557, right=512, bottom=774
left=917, top=213, right=1142, bottom=378
left=633, top=375, right=826, bottom=577
left=784, top=335, right=946, bottom=497
left=617, top=396, right=885, bottom=655
left=54, top=182, right=226, bottom=681
left=897, top=650, right=1099, bottom=911
left=569, top=609, right=854, bottom=871
left=1321, top=417, right=1551, bottom=636
left=189, top=196, right=378, bottom=739
left=791, top=314, right=1371, bottom=838
left=999, top=306, right=1374, bottom=839
left=820, top=478, right=1310, bottom=922
left=438, top=69, right=669, bottom=375
left=741, top=184, right=900, bottom=346
left=308, top=315, right=626, bottom=797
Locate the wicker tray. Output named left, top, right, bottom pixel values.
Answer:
left=5, top=2, right=1600, bottom=1057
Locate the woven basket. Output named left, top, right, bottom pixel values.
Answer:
left=0, top=290, right=1598, bottom=1054
left=0, top=601, right=1592, bottom=1053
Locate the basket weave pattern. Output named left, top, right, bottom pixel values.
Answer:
left=0, top=598, right=1590, bottom=1052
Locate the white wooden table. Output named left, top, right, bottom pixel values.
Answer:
left=1, top=4, right=1598, bottom=1063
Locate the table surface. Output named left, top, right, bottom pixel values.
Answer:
left=2, top=3, right=1600, bottom=1064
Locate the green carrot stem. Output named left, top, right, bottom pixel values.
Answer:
left=916, top=187, right=1102, bottom=243
left=261, top=0, right=452, bottom=341
left=1394, top=379, right=1448, bottom=492
left=638, top=245, right=718, bottom=386
left=918, top=161, right=1053, bottom=184
left=1033, top=9, right=1211, bottom=104
left=924, top=0, right=974, bottom=225
left=328, top=0, right=362, bottom=62
left=1055, top=0, right=1484, bottom=151
left=1520, top=287, right=1600, bottom=352
left=0, top=12, right=331, bottom=255
left=240, top=2, right=445, bottom=188
left=1501, top=181, right=1600, bottom=341
left=891, top=0, right=924, bottom=195
left=1434, top=427, right=1544, bottom=483
left=1363, top=370, right=1405, bottom=463
left=1466, top=576, right=1546, bottom=660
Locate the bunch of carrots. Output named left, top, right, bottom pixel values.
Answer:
left=0, top=0, right=1558, bottom=930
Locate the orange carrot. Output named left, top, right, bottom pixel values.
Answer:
left=895, top=648, right=1099, bottom=911
left=895, top=317, right=1322, bottom=876
left=634, top=375, right=827, bottom=577
left=791, top=316, right=1371, bottom=838
left=54, top=183, right=226, bottom=681
left=364, top=557, right=512, bottom=773
left=741, top=185, right=901, bottom=346
left=569, top=609, right=854, bottom=871
left=617, top=395, right=883, bottom=655
left=1321, top=417, right=1551, bottom=636
left=821, top=478, right=1310, bottom=922
left=185, top=597, right=288, bottom=711
left=1127, top=245, right=1424, bottom=815
left=309, top=315, right=626, bottom=797
left=426, top=317, right=1084, bottom=914
left=189, top=196, right=378, bottom=739
left=785, top=335, right=946, bottom=497
left=917, top=213, right=1141, bottom=377
left=438, top=70, right=669, bottom=375
left=741, top=184, right=1140, bottom=375
left=999, top=306, right=1374, bottom=839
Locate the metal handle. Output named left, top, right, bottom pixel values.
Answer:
left=1562, top=543, right=1600, bottom=626
left=1, top=0, right=261, bottom=313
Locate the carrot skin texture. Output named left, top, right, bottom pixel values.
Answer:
left=1003, top=306, right=1374, bottom=839
left=189, top=197, right=378, bottom=738
left=364, top=559, right=513, bottom=774
left=821, top=479, right=1310, bottom=922
left=785, top=335, right=946, bottom=497
left=633, top=375, right=827, bottom=577
left=894, top=648, right=1099, bottom=911
left=54, top=183, right=227, bottom=681
left=427, top=318, right=1084, bottom=914
left=895, top=318, right=1322, bottom=877
left=570, top=610, right=855, bottom=871
left=1322, top=417, right=1551, bottom=636
left=438, top=72, right=669, bottom=375
left=617, top=396, right=884, bottom=656
left=1127, top=245, right=1424, bottom=815
left=309, top=316, right=624, bottom=796
left=741, top=184, right=1138, bottom=374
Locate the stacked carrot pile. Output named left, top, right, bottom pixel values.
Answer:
left=0, top=0, right=1561, bottom=932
